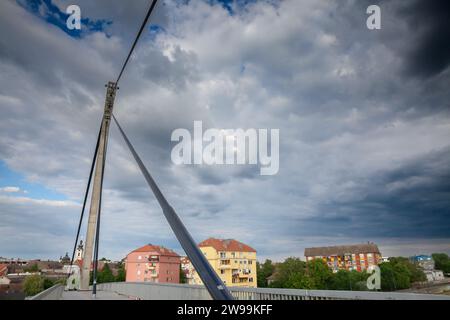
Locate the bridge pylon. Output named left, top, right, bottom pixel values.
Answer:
left=80, top=81, right=117, bottom=291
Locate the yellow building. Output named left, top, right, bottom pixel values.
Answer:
left=192, top=238, right=257, bottom=288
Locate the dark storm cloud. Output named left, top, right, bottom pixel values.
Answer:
left=397, top=0, right=450, bottom=79
left=296, top=147, right=450, bottom=238
left=1, top=0, right=450, bottom=260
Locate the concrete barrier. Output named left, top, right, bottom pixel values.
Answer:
left=96, top=282, right=450, bottom=300
left=27, top=284, right=64, bottom=300
left=27, top=281, right=450, bottom=300
left=97, top=282, right=212, bottom=300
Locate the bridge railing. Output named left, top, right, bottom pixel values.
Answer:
left=97, top=282, right=212, bottom=300
left=96, top=282, right=450, bottom=300
left=28, top=282, right=450, bottom=300
left=27, top=284, right=64, bottom=300
left=229, top=286, right=450, bottom=300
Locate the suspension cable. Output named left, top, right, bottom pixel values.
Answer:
left=112, top=114, right=233, bottom=300
left=115, top=0, right=159, bottom=84
left=92, top=121, right=110, bottom=295
left=67, top=120, right=102, bottom=279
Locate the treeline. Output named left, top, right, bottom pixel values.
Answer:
left=257, top=255, right=432, bottom=291
left=89, top=262, right=126, bottom=285
left=432, top=253, right=450, bottom=273
left=23, top=275, right=65, bottom=296
left=23, top=263, right=126, bottom=297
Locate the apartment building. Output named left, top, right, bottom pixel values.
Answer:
left=192, top=238, right=257, bottom=287
left=305, top=243, right=381, bottom=272
left=125, top=244, right=180, bottom=283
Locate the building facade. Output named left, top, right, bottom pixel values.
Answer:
left=125, top=244, right=180, bottom=284
left=410, top=255, right=445, bottom=282
left=192, top=238, right=257, bottom=287
left=75, top=240, right=84, bottom=262
left=180, top=256, right=201, bottom=285
left=409, top=255, right=435, bottom=270
left=305, top=243, right=382, bottom=272
left=424, top=269, right=445, bottom=282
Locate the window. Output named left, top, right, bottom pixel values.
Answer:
left=221, top=270, right=225, bottom=274
left=138, top=255, right=142, bottom=260
left=231, top=252, right=236, bottom=258
left=249, top=277, right=253, bottom=282
left=220, top=252, right=226, bottom=259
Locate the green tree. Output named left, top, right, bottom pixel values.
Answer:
left=305, top=259, right=333, bottom=289
left=432, top=253, right=450, bottom=273
left=23, top=275, right=44, bottom=296
left=269, top=257, right=306, bottom=288
left=43, top=278, right=54, bottom=290
left=329, top=270, right=369, bottom=291
left=180, top=266, right=187, bottom=284
left=97, top=263, right=115, bottom=283
left=349, top=270, right=370, bottom=291
left=379, top=260, right=413, bottom=291
left=25, top=263, right=40, bottom=273
left=285, top=272, right=315, bottom=289
left=379, top=262, right=396, bottom=291
left=257, top=259, right=275, bottom=288
left=115, top=262, right=126, bottom=282
left=390, top=257, right=426, bottom=284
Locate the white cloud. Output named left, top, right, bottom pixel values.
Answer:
left=0, top=195, right=79, bottom=207
left=0, top=0, right=449, bottom=260
left=0, top=186, right=21, bottom=193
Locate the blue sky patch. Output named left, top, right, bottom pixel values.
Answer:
left=211, top=0, right=259, bottom=15
left=0, top=160, right=67, bottom=201
left=17, top=0, right=112, bottom=38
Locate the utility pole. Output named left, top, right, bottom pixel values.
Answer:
left=80, top=82, right=117, bottom=291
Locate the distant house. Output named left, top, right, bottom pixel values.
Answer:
left=0, top=264, right=7, bottom=277
left=266, top=272, right=278, bottom=286
left=409, top=255, right=435, bottom=270
left=125, top=244, right=180, bottom=284
left=0, top=264, right=11, bottom=285
left=410, top=255, right=445, bottom=282
left=424, top=270, right=445, bottom=282
left=304, top=242, right=382, bottom=272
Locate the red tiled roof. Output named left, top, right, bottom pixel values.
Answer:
left=304, top=243, right=381, bottom=257
left=199, top=238, right=256, bottom=253
left=0, top=264, right=8, bottom=276
left=130, top=244, right=179, bottom=257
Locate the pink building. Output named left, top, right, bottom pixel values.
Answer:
left=125, top=244, right=180, bottom=283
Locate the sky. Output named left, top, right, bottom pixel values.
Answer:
left=0, top=0, right=449, bottom=262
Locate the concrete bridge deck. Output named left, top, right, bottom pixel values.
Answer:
left=29, top=282, right=450, bottom=300
left=61, top=290, right=133, bottom=300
